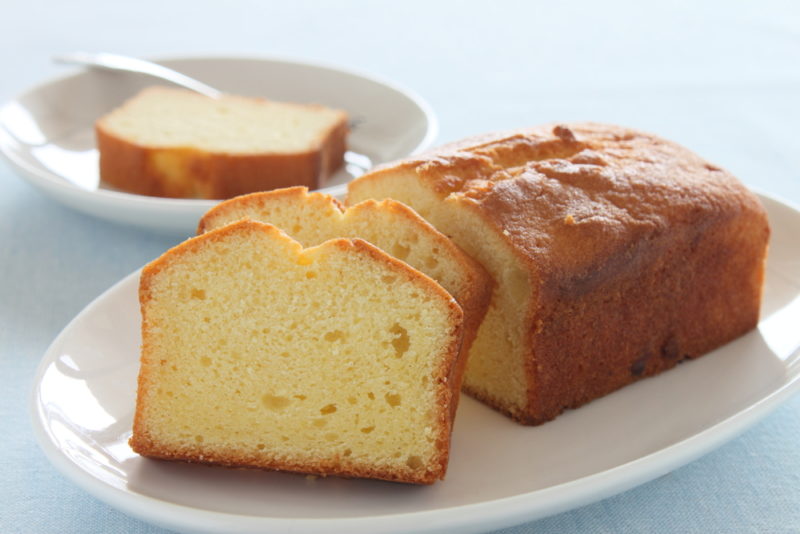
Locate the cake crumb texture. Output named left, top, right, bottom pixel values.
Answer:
left=197, top=187, right=493, bottom=420
left=131, top=220, right=463, bottom=484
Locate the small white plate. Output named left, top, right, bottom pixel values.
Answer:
left=30, top=194, right=800, bottom=534
left=0, top=56, right=437, bottom=235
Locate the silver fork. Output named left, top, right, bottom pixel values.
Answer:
left=53, top=52, right=223, bottom=99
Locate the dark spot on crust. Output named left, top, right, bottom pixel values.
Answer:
left=661, top=335, right=680, bottom=360
left=630, top=350, right=653, bottom=376
left=553, top=125, right=577, bottom=143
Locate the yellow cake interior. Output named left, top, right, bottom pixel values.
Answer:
left=198, top=189, right=474, bottom=314
left=134, top=222, right=459, bottom=482
left=100, top=87, right=345, bottom=153
left=348, top=174, right=531, bottom=417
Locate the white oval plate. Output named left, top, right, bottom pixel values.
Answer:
left=0, top=56, right=437, bottom=235
left=30, top=194, right=800, bottom=534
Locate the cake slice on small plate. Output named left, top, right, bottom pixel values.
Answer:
left=96, top=87, right=348, bottom=199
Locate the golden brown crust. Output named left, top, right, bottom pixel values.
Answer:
left=125, top=443, right=440, bottom=484
left=132, top=220, right=463, bottom=484
left=96, top=114, right=347, bottom=199
left=349, top=122, right=771, bottom=424
left=196, top=186, right=345, bottom=234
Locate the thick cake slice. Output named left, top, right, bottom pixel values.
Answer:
left=198, top=187, right=492, bottom=416
left=130, top=220, right=463, bottom=484
left=96, top=87, right=348, bottom=199
left=348, top=122, right=770, bottom=424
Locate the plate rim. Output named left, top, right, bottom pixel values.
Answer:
left=29, top=192, right=800, bottom=534
left=0, top=53, right=439, bottom=219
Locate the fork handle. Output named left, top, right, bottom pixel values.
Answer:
left=53, top=52, right=223, bottom=99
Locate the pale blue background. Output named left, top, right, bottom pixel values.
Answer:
left=2, top=1, right=799, bottom=532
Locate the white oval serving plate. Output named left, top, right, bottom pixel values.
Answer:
left=0, top=55, right=437, bottom=235
left=30, top=194, right=800, bottom=534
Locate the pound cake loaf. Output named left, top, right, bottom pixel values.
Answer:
left=348, top=122, right=770, bottom=425
left=198, top=187, right=492, bottom=416
left=130, top=220, right=464, bottom=484
left=96, top=87, right=348, bottom=199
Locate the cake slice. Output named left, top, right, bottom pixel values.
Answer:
left=348, top=122, right=770, bottom=424
left=96, top=86, right=348, bottom=199
left=197, top=186, right=492, bottom=417
left=130, top=220, right=464, bottom=484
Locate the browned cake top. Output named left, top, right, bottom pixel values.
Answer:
left=377, top=122, right=768, bottom=291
